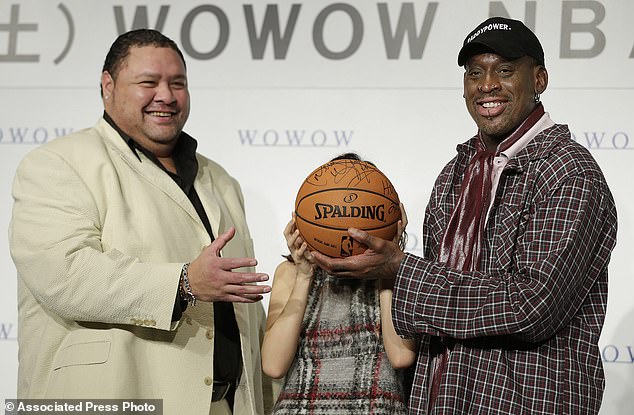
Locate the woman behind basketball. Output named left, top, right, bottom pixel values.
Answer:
left=261, top=153, right=417, bottom=414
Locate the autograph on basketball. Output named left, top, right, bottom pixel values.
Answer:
left=295, top=159, right=401, bottom=257
left=308, top=159, right=390, bottom=191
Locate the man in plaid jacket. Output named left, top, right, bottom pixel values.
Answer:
left=310, top=17, right=618, bottom=415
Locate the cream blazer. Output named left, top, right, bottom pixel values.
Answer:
left=9, top=119, right=274, bottom=414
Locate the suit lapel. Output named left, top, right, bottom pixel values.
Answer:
left=195, top=160, right=222, bottom=239
left=98, top=119, right=206, bottom=231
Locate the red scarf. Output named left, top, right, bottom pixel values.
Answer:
left=439, top=103, right=545, bottom=270
left=428, top=103, right=545, bottom=409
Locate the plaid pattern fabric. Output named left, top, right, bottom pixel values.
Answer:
left=393, top=124, right=618, bottom=415
left=273, top=270, right=408, bottom=414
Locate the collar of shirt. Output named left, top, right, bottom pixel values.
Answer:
left=103, top=111, right=199, bottom=193
left=485, top=112, right=555, bottom=225
left=498, top=112, right=556, bottom=162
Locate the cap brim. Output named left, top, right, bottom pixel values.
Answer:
left=457, top=41, right=525, bottom=66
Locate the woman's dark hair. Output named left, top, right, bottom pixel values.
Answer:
left=331, top=152, right=362, bottom=162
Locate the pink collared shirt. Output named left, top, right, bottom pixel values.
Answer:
left=486, top=112, right=555, bottom=223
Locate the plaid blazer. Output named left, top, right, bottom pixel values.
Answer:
left=393, top=123, right=618, bottom=414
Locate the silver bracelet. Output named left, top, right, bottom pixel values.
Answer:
left=180, top=263, right=196, bottom=306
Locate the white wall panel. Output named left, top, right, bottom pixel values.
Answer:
left=1, top=1, right=632, bottom=412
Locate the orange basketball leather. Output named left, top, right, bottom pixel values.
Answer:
left=294, top=159, right=400, bottom=257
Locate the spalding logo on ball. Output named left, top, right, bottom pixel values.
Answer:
left=294, top=158, right=400, bottom=258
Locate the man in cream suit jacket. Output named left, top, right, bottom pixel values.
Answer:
left=9, top=29, right=274, bottom=414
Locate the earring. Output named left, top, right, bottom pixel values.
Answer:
left=534, top=92, right=541, bottom=103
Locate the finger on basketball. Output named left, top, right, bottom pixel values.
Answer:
left=294, top=158, right=400, bottom=258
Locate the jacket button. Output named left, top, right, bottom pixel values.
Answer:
left=206, top=329, right=213, bottom=339
left=204, top=376, right=212, bottom=386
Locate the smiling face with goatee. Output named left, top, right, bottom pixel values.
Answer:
left=463, top=53, right=548, bottom=151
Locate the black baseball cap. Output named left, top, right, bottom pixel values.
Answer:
left=457, top=17, right=544, bottom=67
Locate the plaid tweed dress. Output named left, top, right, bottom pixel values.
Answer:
left=272, top=269, right=408, bottom=414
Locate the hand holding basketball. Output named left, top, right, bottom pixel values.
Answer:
left=283, top=216, right=314, bottom=276
left=294, top=158, right=400, bottom=258
left=307, top=226, right=406, bottom=280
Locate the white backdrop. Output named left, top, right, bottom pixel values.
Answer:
left=1, top=1, right=633, bottom=413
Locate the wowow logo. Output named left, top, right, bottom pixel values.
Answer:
left=571, top=130, right=632, bottom=150
left=238, top=129, right=353, bottom=147
left=602, top=344, right=634, bottom=364
left=0, top=127, right=75, bottom=145
left=0, top=323, right=15, bottom=340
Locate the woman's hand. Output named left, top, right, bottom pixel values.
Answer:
left=284, top=214, right=315, bottom=277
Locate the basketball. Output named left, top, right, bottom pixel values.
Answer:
left=294, top=158, right=401, bottom=258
